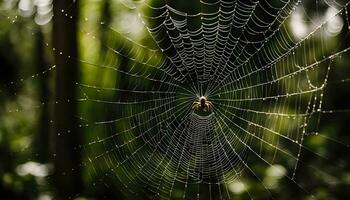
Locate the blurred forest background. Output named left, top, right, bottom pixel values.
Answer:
left=1, top=0, right=350, bottom=199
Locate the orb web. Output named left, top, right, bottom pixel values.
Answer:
left=77, top=0, right=350, bottom=198
left=73, top=0, right=350, bottom=198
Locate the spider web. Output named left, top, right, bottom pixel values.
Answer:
left=78, top=0, right=350, bottom=198
left=1, top=0, right=350, bottom=199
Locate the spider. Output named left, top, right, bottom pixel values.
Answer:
left=192, top=96, right=213, bottom=112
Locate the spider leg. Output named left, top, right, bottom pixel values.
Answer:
left=206, top=102, right=212, bottom=111
left=192, top=103, right=199, bottom=110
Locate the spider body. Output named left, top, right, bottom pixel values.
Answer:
left=192, top=96, right=213, bottom=112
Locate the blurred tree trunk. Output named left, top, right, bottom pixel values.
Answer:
left=52, top=0, right=83, bottom=199
left=35, top=28, right=50, bottom=163
left=95, top=1, right=125, bottom=198
left=100, top=0, right=111, bottom=45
